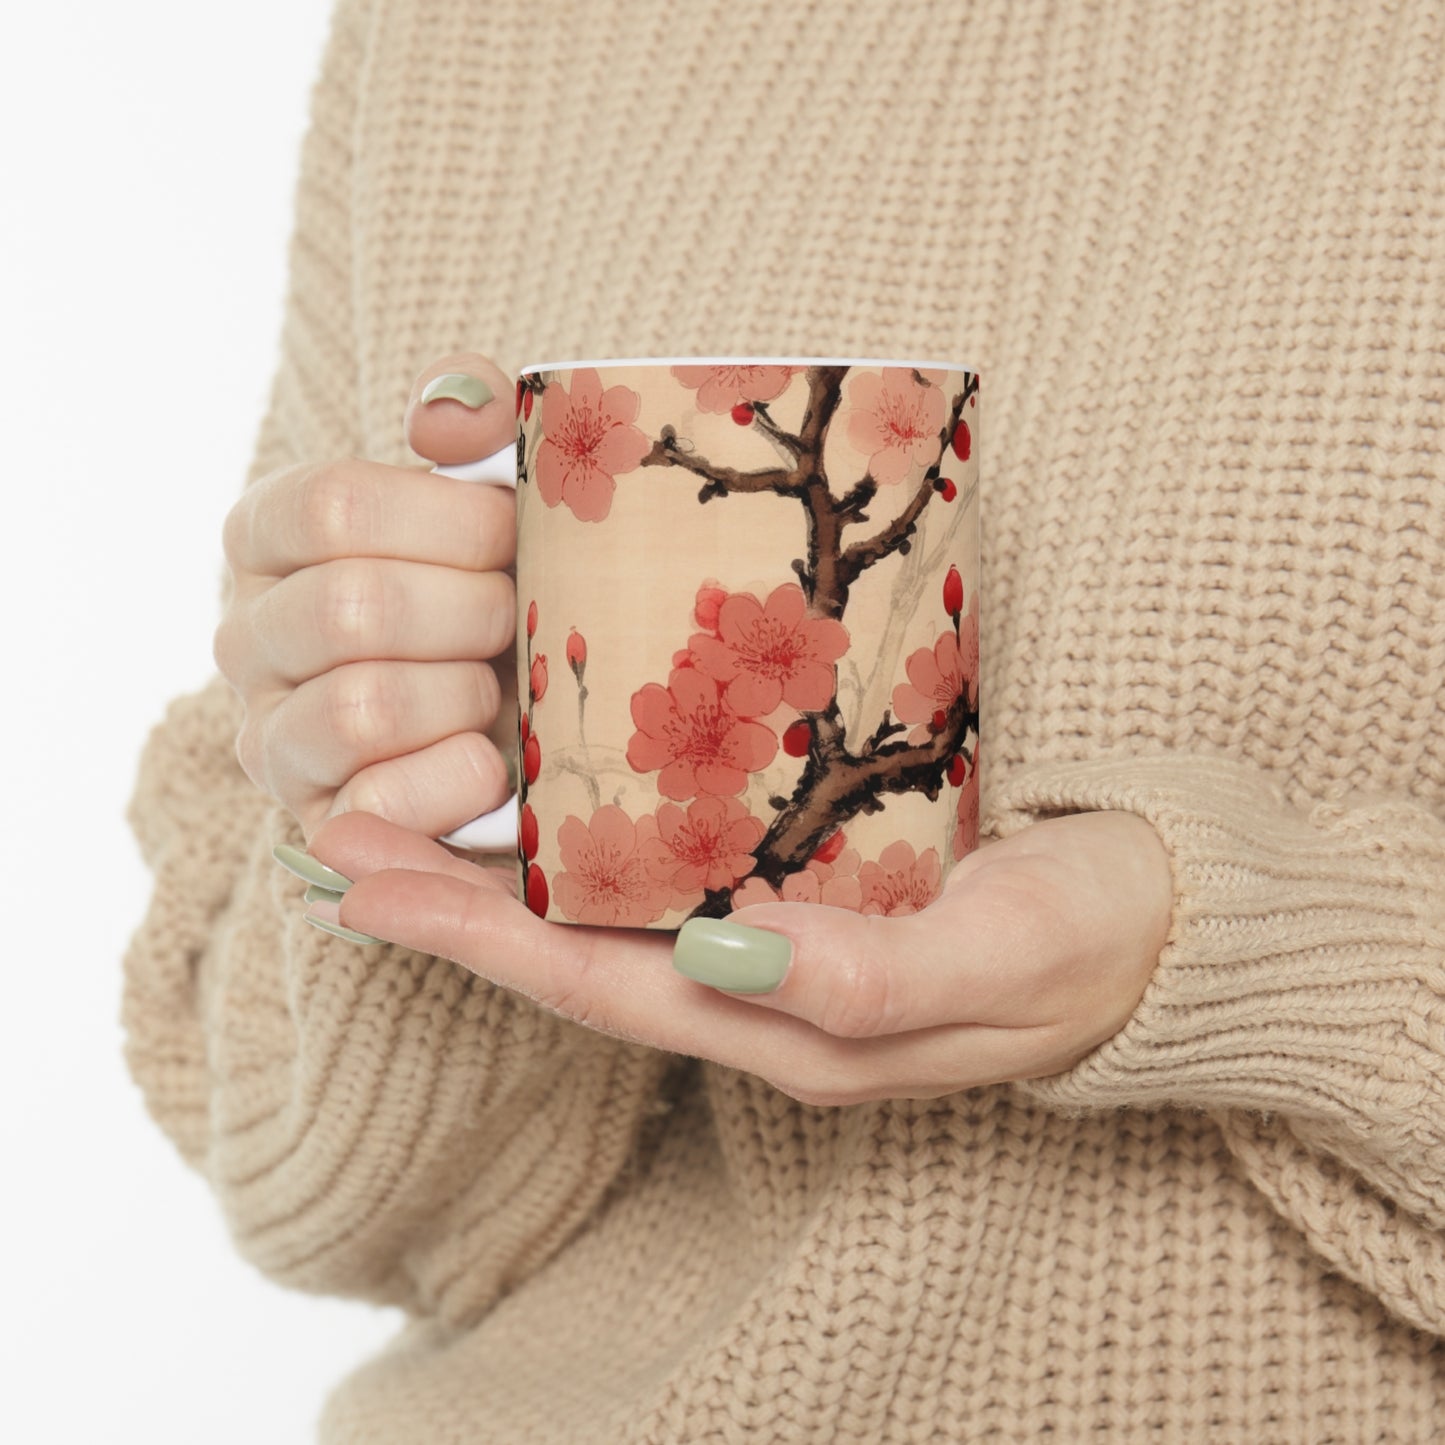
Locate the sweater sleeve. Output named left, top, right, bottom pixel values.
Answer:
left=119, top=0, right=674, bottom=1328
left=991, top=752, right=1445, bottom=1337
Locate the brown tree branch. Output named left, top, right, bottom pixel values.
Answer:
left=639, top=431, right=799, bottom=497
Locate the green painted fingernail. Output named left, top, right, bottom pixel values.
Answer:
left=673, top=918, right=792, bottom=993
left=304, top=884, right=347, bottom=906
left=303, top=914, right=384, bottom=947
left=273, top=844, right=352, bottom=892
left=421, top=372, right=494, bottom=409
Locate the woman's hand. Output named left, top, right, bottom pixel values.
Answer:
left=301, top=809, right=1173, bottom=1104
left=215, top=354, right=518, bottom=842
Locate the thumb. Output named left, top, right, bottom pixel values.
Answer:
left=672, top=893, right=978, bottom=1040
left=405, top=352, right=517, bottom=465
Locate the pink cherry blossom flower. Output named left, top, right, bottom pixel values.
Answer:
left=627, top=667, right=778, bottom=799
left=892, top=629, right=974, bottom=744
left=844, top=367, right=948, bottom=486
left=688, top=583, right=849, bottom=717
left=859, top=842, right=943, bottom=916
left=953, top=751, right=981, bottom=861
left=553, top=805, right=670, bottom=927
left=642, top=796, right=764, bottom=905
left=535, top=369, right=651, bottom=522
left=671, top=365, right=797, bottom=414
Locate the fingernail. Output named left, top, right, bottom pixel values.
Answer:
left=673, top=918, right=792, bottom=994
left=273, top=844, right=352, bottom=892
left=421, top=373, right=494, bottom=409
left=304, top=884, right=347, bottom=906
left=303, top=913, right=384, bottom=946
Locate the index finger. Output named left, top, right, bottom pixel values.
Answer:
left=225, top=456, right=517, bottom=578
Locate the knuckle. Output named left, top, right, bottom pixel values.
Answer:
left=234, top=714, right=266, bottom=789
left=212, top=611, right=240, bottom=679
left=297, top=461, right=368, bottom=557
left=816, top=929, right=898, bottom=1039
left=315, top=560, right=392, bottom=655
left=471, top=662, right=502, bottom=724
left=323, top=664, right=400, bottom=756
left=477, top=573, right=517, bottom=659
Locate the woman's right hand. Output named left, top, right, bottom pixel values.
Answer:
left=215, top=354, right=519, bottom=843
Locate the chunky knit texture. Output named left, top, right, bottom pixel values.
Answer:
left=123, top=1, right=1445, bottom=1439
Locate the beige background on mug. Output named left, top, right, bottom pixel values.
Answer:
left=517, top=364, right=979, bottom=928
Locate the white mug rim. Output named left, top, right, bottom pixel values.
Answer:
left=518, top=355, right=977, bottom=375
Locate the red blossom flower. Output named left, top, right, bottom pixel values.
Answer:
left=530, top=654, right=549, bottom=703
left=671, top=364, right=797, bottom=414
left=627, top=668, right=777, bottom=799
left=535, top=369, right=650, bottom=522
left=688, top=583, right=849, bottom=717
left=553, top=805, right=670, bottom=927
left=859, top=842, right=943, bottom=917
left=844, top=367, right=947, bottom=486
left=641, top=796, right=764, bottom=903
left=953, top=750, right=981, bottom=861
left=892, top=629, right=974, bottom=745
left=693, top=580, right=728, bottom=634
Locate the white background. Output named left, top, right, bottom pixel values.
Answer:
left=0, top=4, right=407, bottom=1441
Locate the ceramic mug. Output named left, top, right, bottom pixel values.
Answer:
left=442, top=358, right=979, bottom=929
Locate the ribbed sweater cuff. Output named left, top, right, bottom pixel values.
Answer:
left=989, top=754, right=1445, bottom=1128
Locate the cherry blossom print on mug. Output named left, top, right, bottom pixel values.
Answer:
left=534, top=368, right=650, bottom=522
left=687, top=583, right=850, bottom=717
left=642, top=797, right=766, bottom=909
left=843, top=367, right=948, bottom=485
left=515, top=363, right=979, bottom=926
left=553, top=805, right=671, bottom=927
left=627, top=668, right=779, bottom=799
left=671, top=365, right=798, bottom=415
left=859, top=841, right=944, bottom=917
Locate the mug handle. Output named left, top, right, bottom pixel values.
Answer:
left=430, top=445, right=521, bottom=851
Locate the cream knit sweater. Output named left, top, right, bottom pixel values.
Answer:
left=123, top=1, right=1445, bottom=1440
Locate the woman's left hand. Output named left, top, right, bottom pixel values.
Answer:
left=302, top=809, right=1173, bottom=1105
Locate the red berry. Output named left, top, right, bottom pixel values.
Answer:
left=525, top=866, right=549, bottom=917
left=947, top=754, right=967, bottom=787
left=519, top=803, right=539, bottom=860
left=782, top=720, right=812, bottom=757
left=523, top=733, right=542, bottom=784
left=731, top=403, right=755, bottom=425
left=526, top=600, right=538, bottom=637
left=952, top=419, right=971, bottom=461
left=937, top=476, right=958, bottom=502
left=524, top=388, right=535, bottom=421
left=932, top=710, right=947, bottom=732
left=811, top=829, right=846, bottom=865
left=943, top=564, right=964, bottom=617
